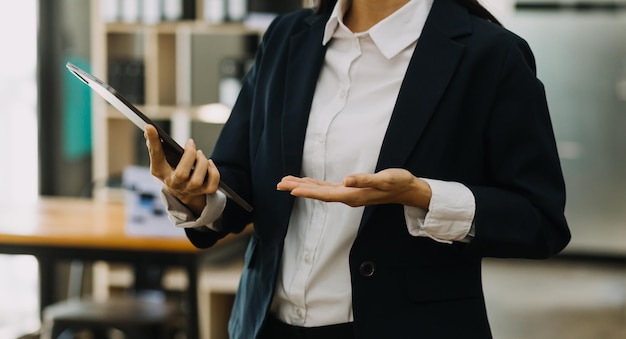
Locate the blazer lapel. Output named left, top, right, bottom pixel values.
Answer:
left=361, top=0, right=473, bottom=231
left=375, top=0, right=471, bottom=172
left=282, top=15, right=328, bottom=176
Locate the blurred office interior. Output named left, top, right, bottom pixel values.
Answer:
left=0, top=0, right=625, bottom=338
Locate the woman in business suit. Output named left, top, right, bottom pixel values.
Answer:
left=145, top=0, right=571, bottom=338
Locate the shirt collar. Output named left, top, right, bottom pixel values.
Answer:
left=322, top=0, right=434, bottom=59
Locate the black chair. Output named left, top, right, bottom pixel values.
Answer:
left=40, top=260, right=186, bottom=339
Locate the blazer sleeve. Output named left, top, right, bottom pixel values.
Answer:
left=465, top=36, right=571, bottom=259
left=183, top=14, right=285, bottom=248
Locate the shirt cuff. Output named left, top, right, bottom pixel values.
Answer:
left=160, top=188, right=227, bottom=231
left=404, top=178, right=475, bottom=244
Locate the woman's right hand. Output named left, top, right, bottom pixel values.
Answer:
left=144, top=124, right=221, bottom=215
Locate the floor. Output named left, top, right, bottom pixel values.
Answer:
left=0, top=255, right=624, bottom=339
left=483, top=257, right=626, bottom=339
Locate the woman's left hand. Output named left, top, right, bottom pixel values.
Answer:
left=277, top=168, right=432, bottom=209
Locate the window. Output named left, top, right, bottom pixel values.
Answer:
left=0, top=0, right=38, bottom=203
left=0, top=1, right=40, bottom=337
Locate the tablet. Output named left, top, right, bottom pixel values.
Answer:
left=66, top=62, right=252, bottom=212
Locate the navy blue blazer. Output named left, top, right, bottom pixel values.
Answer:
left=185, top=0, right=571, bottom=338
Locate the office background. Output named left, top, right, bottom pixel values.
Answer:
left=27, top=0, right=626, bottom=257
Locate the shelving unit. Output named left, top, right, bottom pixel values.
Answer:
left=90, top=0, right=268, bottom=201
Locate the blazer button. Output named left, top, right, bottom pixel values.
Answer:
left=359, top=261, right=376, bottom=277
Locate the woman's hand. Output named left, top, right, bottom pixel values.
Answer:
left=277, top=168, right=432, bottom=209
left=144, top=125, right=220, bottom=215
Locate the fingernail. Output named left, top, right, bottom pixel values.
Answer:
left=185, top=139, right=195, bottom=148
left=344, top=177, right=355, bottom=186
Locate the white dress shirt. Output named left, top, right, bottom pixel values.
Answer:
left=162, top=0, right=475, bottom=328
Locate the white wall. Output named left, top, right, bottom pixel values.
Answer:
left=0, top=0, right=38, bottom=202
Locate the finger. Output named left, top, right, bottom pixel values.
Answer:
left=188, top=150, right=209, bottom=187
left=206, top=159, right=221, bottom=194
left=301, top=177, right=342, bottom=187
left=290, top=185, right=366, bottom=205
left=289, top=185, right=335, bottom=200
left=343, top=173, right=376, bottom=188
left=277, top=176, right=336, bottom=191
left=171, top=139, right=197, bottom=184
left=277, top=177, right=302, bottom=191
left=277, top=176, right=305, bottom=190
left=281, top=175, right=306, bottom=183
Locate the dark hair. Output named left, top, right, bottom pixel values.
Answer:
left=315, top=0, right=501, bottom=26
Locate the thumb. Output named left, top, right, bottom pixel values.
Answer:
left=144, top=125, right=169, bottom=173
left=343, top=174, right=375, bottom=188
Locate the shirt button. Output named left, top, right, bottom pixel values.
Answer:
left=304, top=254, right=312, bottom=263
left=296, top=308, right=303, bottom=318
left=339, top=89, right=347, bottom=99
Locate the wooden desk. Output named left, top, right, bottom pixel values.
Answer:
left=0, top=197, right=248, bottom=339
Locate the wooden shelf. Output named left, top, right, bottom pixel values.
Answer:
left=105, top=104, right=231, bottom=123
left=105, top=21, right=263, bottom=35
left=91, top=0, right=264, bottom=199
